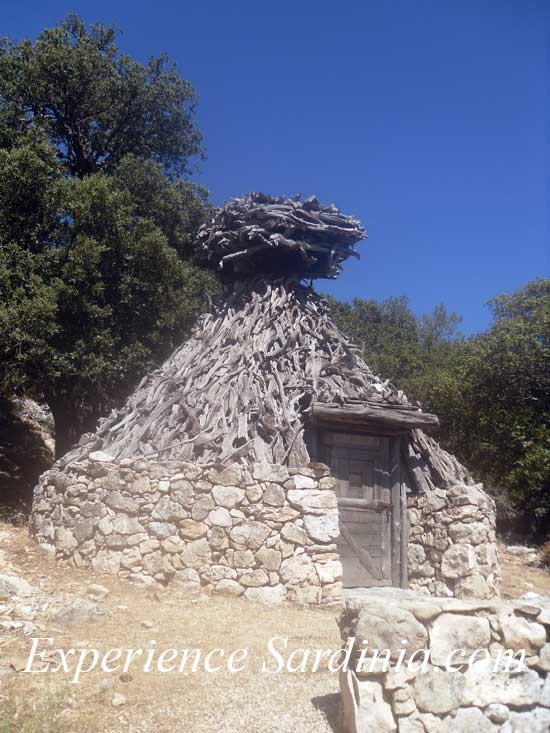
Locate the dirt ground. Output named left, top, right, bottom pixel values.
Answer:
left=1, top=526, right=549, bottom=733
left=0, top=524, right=342, bottom=733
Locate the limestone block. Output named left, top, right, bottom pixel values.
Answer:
left=214, top=579, right=244, bottom=596
left=233, top=550, right=255, bottom=568
left=293, top=475, right=316, bottom=489
left=281, top=523, right=308, bottom=545
left=201, top=565, right=237, bottom=583
left=88, top=451, right=114, bottom=462
left=315, top=559, right=343, bottom=584
left=191, top=495, right=215, bottom=521
left=139, top=538, right=160, bottom=554
left=112, top=516, right=144, bottom=535
left=179, top=519, right=208, bottom=539
left=498, top=611, right=546, bottom=654
left=207, top=466, right=242, bottom=486
left=256, top=546, right=282, bottom=571
left=280, top=555, right=314, bottom=585
left=252, top=463, right=289, bottom=483
left=129, top=476, right=151, bottom=494
left=397, top=718, right=424, bottom=733
left=440, top=707, right=495, bottom=732
left=449, top=522, right=488, bottom=545
left=536, top=643, right=550, bottom=672
left=318, top=475, right=338, bottom=491
left=303, top=514, right=339, bottom=543
left=182, top=539, right=212, bottom=569
left=321, top=582, right=343, bottom=604
left=354, top=601, right=428, bottom=661
left=287, top=586, right=321, bottom=604
left=207, top=507, right=233, bottom=528
left=262, top=483, right=285, bottom=507
left=73, top=518, right=96, bottom=543
left=239, top=569, right=269, bottom=587
left=507, top=708, right=550, bottom=733
left=340, top=670, right=397, bottom=733
left=440, top=544, right=477, bottom=579
left=97, top=516, right=114, bottom=535
left=429, top=613, right=490, bottom=666
left=485, top=704, right=509, bottom=723
left=454, top=573, right=491, bottom=599
left=463, top=659, right=543, bottom=707
left=229, top=521, right=271, bottom=550
left=207, top=526, right=228, bottom=550
left=287, top=489, right=337, bottom=515
left=412, top=665, right=466, bottom=714
left=161, top=536, right=186, bottom=553
left=244, top=585, right=287, bottom=604
left=392, top=686, right=416, bottom=716
left=212, top=485, right=245, bottom=509
left=55, top=527, right=78, bottom=553
left=105, top=491, right=138, bottom=513
left=152, top=496, right=188, bottom=522
left=120, top=547, right=141, bottom=569
left=246, top=484, right=263, bottom=503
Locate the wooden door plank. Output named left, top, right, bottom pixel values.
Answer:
left=390, top=437, right=402, bottom=587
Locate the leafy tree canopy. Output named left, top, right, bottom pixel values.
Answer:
left=0, top=15, right=217, bottom=460
left=0, top=13, right=202, bottom=178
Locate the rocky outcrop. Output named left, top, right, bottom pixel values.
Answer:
left=30, top=456, right=342, bottom=605
left=0, top=397, right=54, bottom=509
left=407, top=483, right=500, bottom=598
left=339, top=587, right=550, bottom=732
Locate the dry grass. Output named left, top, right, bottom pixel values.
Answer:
left=0, top=525, right=342, bottom=733
left=2, top=526, right=550, bottom=732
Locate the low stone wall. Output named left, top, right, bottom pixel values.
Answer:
left=30, top=454, right=343, bottom=605
left=339, top=588, right=550, bottom=732
left=407, top=483, right=500, bottom=599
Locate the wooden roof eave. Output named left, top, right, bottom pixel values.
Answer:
left=311, top=401, right=439, bottom=433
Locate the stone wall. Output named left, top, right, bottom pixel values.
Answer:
left=30, top=454, right=343, bottom=605
left=407, top=483, right=500, bottom=599
left=339, top=587, right=550, bottom=732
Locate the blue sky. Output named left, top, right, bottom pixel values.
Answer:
left=3, top=0, right=548, bottom=334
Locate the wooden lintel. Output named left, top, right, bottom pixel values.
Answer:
left=312, top=401, right=439, bottom=432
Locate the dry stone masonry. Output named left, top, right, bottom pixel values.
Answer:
left=339, top=587, right=550, bottom=733
left=30, top=454, right=343, bottom=605
left=407, top=482, right=500, bottom=599
left=30, top=448, right=500, bottom=605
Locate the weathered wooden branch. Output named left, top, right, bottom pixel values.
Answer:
left=196, top=193, right=366, bottom=280
left=311, top=401, right=439, bottom=431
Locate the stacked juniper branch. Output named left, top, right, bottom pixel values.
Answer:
left=67, top=279, right=404, bottom=466
left=59, top=193, right=475, bottom=491
left=196, top=192, right=366, bottom=279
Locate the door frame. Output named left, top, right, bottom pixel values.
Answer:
left=311, top=424, right=409, bottom=589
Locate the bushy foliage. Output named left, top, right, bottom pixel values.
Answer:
left=0, top=15, right=217, bottom=457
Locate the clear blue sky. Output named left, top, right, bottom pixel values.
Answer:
left=3, top=0, right=548, bottom=334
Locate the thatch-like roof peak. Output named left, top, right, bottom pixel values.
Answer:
left=196, top=192, right=366, bottom=281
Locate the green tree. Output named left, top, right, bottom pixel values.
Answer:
left=0, top=13, right=201, bottom=178
left=328, top=294, right=461, bottom=392
left=424, top=279, right=550, bottom=534
left=0, top=16, right=217, bottom=459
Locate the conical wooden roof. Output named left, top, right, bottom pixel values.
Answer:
left=58, top=194, right=473, bottom=492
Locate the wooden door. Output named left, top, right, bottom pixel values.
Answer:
left=321, top=431, right=403, bottom=588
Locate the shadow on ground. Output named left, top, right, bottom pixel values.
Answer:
left=312, top=692, right=342, bottom=732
